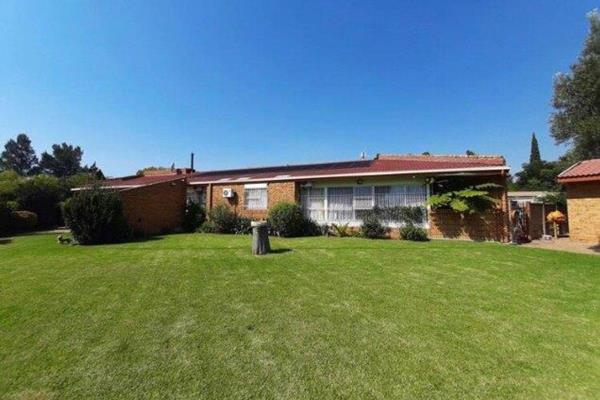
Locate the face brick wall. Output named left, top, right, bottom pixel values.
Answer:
left=207, top=181, right=297, bottom=220
left=120, top=179, right=187, bottom=235
left=565, top=181, right=600, bottom=243
left=427, top=174, right=509, bottom=242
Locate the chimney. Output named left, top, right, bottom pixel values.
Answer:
left=190, top=152, right=195, bottom=170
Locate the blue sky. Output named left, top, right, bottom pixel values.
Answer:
left=0, top=1, right=596, bottom=177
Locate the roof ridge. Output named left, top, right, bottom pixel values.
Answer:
left=377, top=153, right=505, bottom=159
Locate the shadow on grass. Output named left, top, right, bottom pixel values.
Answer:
left=269, top=248, right=293, bottom=254
left=0, top=238, right=11, bottom=245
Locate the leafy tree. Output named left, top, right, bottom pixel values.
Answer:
left=39, top=143, right=84, bottom=177
left=0, top=170, right=22, bottom=202
left=514, top=133, right=570, bottom=190
left=136, top=166, right=172, bottom=176
left=81, top=162, right=105, bottom=180
left=529, top=133, right=542, bottom=164
left=0, top=133, right=38, bottom=175
left=465, top=150, right=476, bottom=156
left=514, top=160, right=567, bottom=191
left=550, top=10, right=600, bottom=161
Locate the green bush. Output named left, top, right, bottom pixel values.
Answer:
left=15, top=175, right=63, bottom=227
left=62, top=186, right=132, bottom=245
left=234, top=216, right=252, bottom=235
left=302, top=218, right=324, bottom=236
left=207, top=205, right=238, bottom=234
left=0, top=202, right=12, bottom=235
left=267, top=202, right=306, bottom=237
left=5, top=201, right=19, bottom=211
left=11, top=211, right=38, bottom=232
left=399, top=224, right=429, bottom=241
left=198, top=220, right=217, bottom=233
left=360, top=211, right=388, bottom=239
left=182, top=202, right=206, bottom=232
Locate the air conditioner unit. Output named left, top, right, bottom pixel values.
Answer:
left=222, top=188, right=234, bottom=198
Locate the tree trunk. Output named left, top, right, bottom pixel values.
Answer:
left=252, top=221, right=270, bottom=255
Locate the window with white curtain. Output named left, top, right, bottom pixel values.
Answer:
left=300, top=187, right=325, bottom=221
left=244, top=184, right=267, bottom=210
left=300, top=183, right=428, bottom=224
left=327, top=187, right=353, bottom=222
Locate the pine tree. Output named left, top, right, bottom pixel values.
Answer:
left=529, top=133, right=541, bottom=164
left=0, top=133, right=38, bottom=175
left=550, top=10, right=600, bottom=160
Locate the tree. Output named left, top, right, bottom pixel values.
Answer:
left=514, top=160, right=566, bottom=191
left=465, top=150, right=476, bottom=156
left=0, top=133, right=38, bottom=175
left=550, top=10, right=600, bottom=161
left=81, top=162, right=105, bottom=180
left=39, top=143, right=83, bottom=177
left=529, top=133, right=541, bottom=164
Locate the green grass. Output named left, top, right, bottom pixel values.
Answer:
left=1, top=234, right=599, bottom=399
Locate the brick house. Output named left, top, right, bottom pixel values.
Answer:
left=89, top=154, right=510, bottom=240
left=557, top=159, right=600, bottom=243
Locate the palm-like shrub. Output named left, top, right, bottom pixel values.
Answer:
left=428, top=183, right=501, bottom=214
left=62, top=186, right=131, bottom=244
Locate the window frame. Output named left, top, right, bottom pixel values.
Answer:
left=244, top=183, right=268, bottom=210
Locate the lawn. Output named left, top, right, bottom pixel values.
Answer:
left=1, top=234, right=599, bottom=399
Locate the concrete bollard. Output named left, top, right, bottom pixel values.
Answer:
left=251, top=221, right=270, bottom=255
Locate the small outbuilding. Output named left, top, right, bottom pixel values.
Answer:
left=557, top=159, right=600, bottom=243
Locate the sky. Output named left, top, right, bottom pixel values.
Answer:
left=0, top=1, right=597, bottom=177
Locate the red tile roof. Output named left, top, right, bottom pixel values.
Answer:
left=558, top=159, right=600, bottom=183
left=188, top=154, right=508, bottom=184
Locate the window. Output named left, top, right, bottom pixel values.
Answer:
left=300, top=183, right=428, bottom=225
left=300, top=187, right=325, bottom=221
left=186, top=187, right=206, bottom=205
left=327, top=187, right=353, bottom=222
left=244, top=184, right=267, bottom=210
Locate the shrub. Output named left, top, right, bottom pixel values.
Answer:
left=302, top=218, right=323, bottom=237
left=267, top=202, right=306, bottom=237
left=399, top=224, right=429, bottom=241
left=11, top=211, right=38, bottom=232
left=182, top=202, right=206, bottom=232
left=5, top=200, right=19, bottom=212
left=62, top=186, right=132, bottom=245
left=207, top=205, right=238, bottom=234
left=360, top=211, right=388, bottom=239
left=15, top=175, right=63, bottom=227
left=234, top=216, right=252, bottom=235
left=0, top=202, right=12, bottom=235
left=198, top=221, right=217, bottom=233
